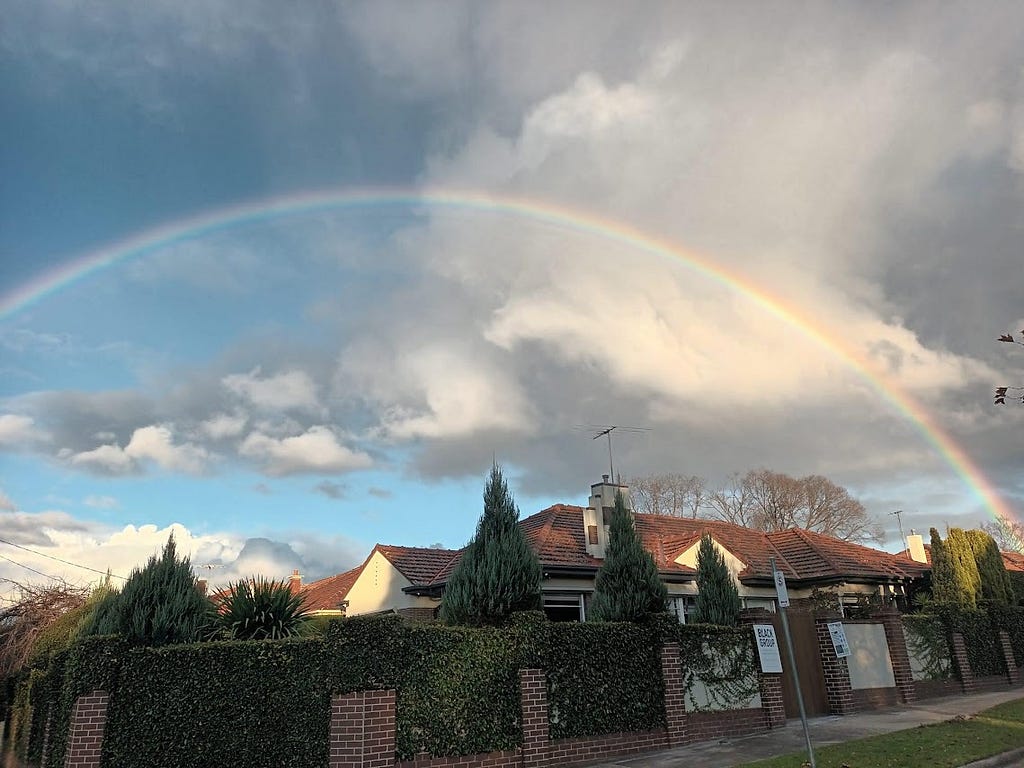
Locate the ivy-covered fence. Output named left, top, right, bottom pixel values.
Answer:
left=902, top=615, right=953, bottom=682
left=2, top=614, right=768, bottom=768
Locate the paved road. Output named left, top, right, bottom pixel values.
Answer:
left=590, top=689, right=1024, bottom=768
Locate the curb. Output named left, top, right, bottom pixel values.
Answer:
left=958, top=746, right=1024, bottom=768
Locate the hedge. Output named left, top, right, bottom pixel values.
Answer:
left=931, top=605, right=1004, bottom=678
left=986, top=604, right=1024, bottom=667
left=902, top=614, right=952, bottom=681
left=674, top=624, right=760, bottom=712
left=545, top=621, right=664, bottom=740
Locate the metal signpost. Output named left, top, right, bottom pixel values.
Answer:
left=770, top=556, right=816, bottom=768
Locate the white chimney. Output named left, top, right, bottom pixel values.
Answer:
left=906, top=533, right=927, bottom=564
left=584, top=475, right=632, bottom=559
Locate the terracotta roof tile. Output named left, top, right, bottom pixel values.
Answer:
left=302, top=564, right=363, bottom=612
left=769, top=528, right=923, bottom=581
left=1002, top=551, right=1024, bottom=572
left=376, top=544, right=461, bottom=585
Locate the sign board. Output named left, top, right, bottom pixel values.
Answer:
left=753, top=624, right=784, bottom=673
left=772, top=568, right=790, bottom=608
left=827, top=621, right=851, bottom=658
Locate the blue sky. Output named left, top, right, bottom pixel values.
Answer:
left=2, top=1, right=1024, bottom=591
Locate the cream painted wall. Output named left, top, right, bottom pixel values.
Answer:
left=345, top=551, right=438, bottom=616
left=844, top=623, right=896, bottom=690
left=675, top=538, right=747, bottom=581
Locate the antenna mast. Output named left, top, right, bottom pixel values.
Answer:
left=890, top=509, right=907, bottom=554
left=575, top=424, right=651, bottom=482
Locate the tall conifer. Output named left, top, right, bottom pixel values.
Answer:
left=589, top=491, right=668, bottom=622
left=930, top=528, right=957, bottom=604
left=440, top=465, right=542, bottom=626
left=946, top=528, right=981, bottom=607
left=692, top=533, right=741, bottom=625
left=967, top=529, right=1015, bottom=605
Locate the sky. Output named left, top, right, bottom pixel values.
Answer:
left=2, top=1, right=1024, bottom=595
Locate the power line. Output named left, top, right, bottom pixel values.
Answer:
left=0, top=537, right=127, bottom=580
left=0, top=552, right=61, bottom=581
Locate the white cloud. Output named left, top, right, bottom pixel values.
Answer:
left=199, top=412, right=248, bottom=440
left=238, top=426, right=372, bottom=476
left=0, top=414, right=44, bottom=445
left=68, top=424, right=209, bottom=475
left=223, top=367, right=319, bottom=411
left=0, top=489, right=16, bottom=512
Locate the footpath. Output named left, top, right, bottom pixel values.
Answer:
left=590, top=688, right=1024, bottom=768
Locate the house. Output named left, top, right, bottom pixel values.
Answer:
left=300, top=476, right=930, bottom=622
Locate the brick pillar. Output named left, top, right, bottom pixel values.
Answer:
left=329, top=690, right=396, bottom=768
left=873, top=609, right=917, bottom=704
left=660, top=643, right=690, bottom=745
left=64, top=691, right=109, bottom=768
left=998, top=631, right=1020, bottom=685
left=740, top=612, right=786, bottom=729
left=815, top=618, right=855, bottom=715
left=519, top=669, right=549, bottom=768
left=951, top=632, right=977, bottom=695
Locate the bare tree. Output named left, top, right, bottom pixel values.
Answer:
left=994, top=331, right=1024, bottom=405
left=0, top=579, right=88, bottom=677
left=630, top=473, right=708, bottom=517
left=981, top=520, right=1024, bottom=553
left=707, top=473, right=758, bottom=528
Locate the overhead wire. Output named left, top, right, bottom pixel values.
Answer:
left=0, top=537, right=128, bottom=580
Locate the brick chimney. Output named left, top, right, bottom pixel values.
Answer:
left=289, top=569, right=302, bottom=594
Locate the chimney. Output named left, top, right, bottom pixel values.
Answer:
left=906, top=533, right=927, bottom=563
left=583, top=476, right=632, bottom=558
left=289, top=569, right=302, bottom=594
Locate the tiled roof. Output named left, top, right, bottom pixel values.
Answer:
left=1002, top=551, right=1024, bottom=572
left=302, top=564, right=364, bottom=612
left=376, top=544, right=461, bottom=585
left=768, top=528, right=925, bottom=582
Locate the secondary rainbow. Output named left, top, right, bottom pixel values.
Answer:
left=2, top=187, right=1015, bottom=540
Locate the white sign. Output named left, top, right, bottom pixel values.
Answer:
left=827, top=621, right=851, bottom=658
left=753, top=624, right=783, bottom=673
left=773, top=568, right=790, bottom=608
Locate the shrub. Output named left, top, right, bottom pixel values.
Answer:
left=81, top=533, right=209, bottom=645
left=212, top=576, right=311, bottom=640
left=589, top=490, right=668, bottom=622
left=691, top=533, right=741, bottom=626
left=441, top=465, right=541, bottom=626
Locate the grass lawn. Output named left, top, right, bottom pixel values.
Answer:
left=736, top=698, right=1024, bottom=768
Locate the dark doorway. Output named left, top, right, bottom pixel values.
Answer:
left=773, top=610, right=829, bottom=718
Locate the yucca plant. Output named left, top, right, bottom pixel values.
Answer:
left=213, top=576, right=311, bottom=640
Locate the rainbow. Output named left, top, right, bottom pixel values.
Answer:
left=1, top=187, right=1017, bottom=540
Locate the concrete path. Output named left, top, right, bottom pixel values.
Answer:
left=590, top=689, right=1024, bottom=768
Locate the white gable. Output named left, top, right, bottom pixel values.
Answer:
left=674, top=536, right=746, bottom=581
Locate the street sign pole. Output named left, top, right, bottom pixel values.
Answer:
left=771, top=556, right=816, bottom=768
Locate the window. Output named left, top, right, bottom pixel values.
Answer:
left=669, top=596, right=696, bottom=623
left=741, top=597, right=776, bottom=613
left=542, top=592, right=585, bottom=622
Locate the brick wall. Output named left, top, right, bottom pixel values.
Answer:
left=547, top=729, right=667, bottom=767
left=951, top=632, right=977, bottom=695
left=999, top=631, right=1021, bottom=685
left=64, top=691, right=108, bottom=768
left=851, top=687, right=899, bottom=710
left=873, top=608, right=917, bottom=704
left=660, top=643, right=688, bottom=746
left=913, top=678, right=962, bottom=700
left=397, top=749, right=521, bottom=768
left=396, top=607, right=437, bottom=623
left=329, top=689, right=396, bottom=768
left=687, top=709, right=765, bottom=743
left=815, top=617, right=856, bottom=714
left=519, top=669, right=549, bottom=768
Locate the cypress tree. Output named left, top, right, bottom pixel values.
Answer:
left=946, top=528, right=981, bottom=608
left=930, top=528, right=957, bottom=604
left=589, top=491, right=669, bottom=622
left=441, top=465, right=542, bottom=626
left=82, top=533, right=210, bottom=645
left=692, top=533, right=742, bottom=626
left=967, top=529, right=1015, bottom=605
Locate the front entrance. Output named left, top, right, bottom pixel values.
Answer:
left=773, top=610, right=829, bottom=718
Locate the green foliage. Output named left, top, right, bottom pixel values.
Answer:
left=933, top=604, right=1004, bottom=677
left=967, top=530, right=1016, bottom=606
left=946, top=528, right=982, bottom=608
left=212, top=576, right=311, bottom=640
left=985, top=604, right=1024, bottom=667
left=674, top=624, right=760, bottom=711
left=589, top=491, right=669, bottom=622
left=441, top=465, right=542, bottom=626
left=930, top=528, right=958, bottom=604
left=31, top=579, right=118, bottom=662
left=544, top=622, right=664, bottom=739
left=81, top=533, right=210, bottom=645
left=692, top=534, right=741, bottom=626
left=902, top=615, right=953, bottom=680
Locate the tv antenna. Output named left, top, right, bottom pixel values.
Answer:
left=574, top=424, right=650, bottom=481
left=890, top=509, right=907, bottom=554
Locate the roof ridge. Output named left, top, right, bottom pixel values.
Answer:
left=790, top=527, right=844, bottom=572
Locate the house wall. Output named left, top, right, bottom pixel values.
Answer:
left=675, top=540, right=745, bottom=581
left=345, top=552, right=437, bottom=617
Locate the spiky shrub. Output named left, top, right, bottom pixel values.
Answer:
left=441, top=465, right=542, bottom=626
left=692, top=533, right=741, bottom=626
left=81, top=533, right=209, bottom=645
left=213, top=577, right=311, bottom=640
left=589, top=490, right=669, bottom=622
